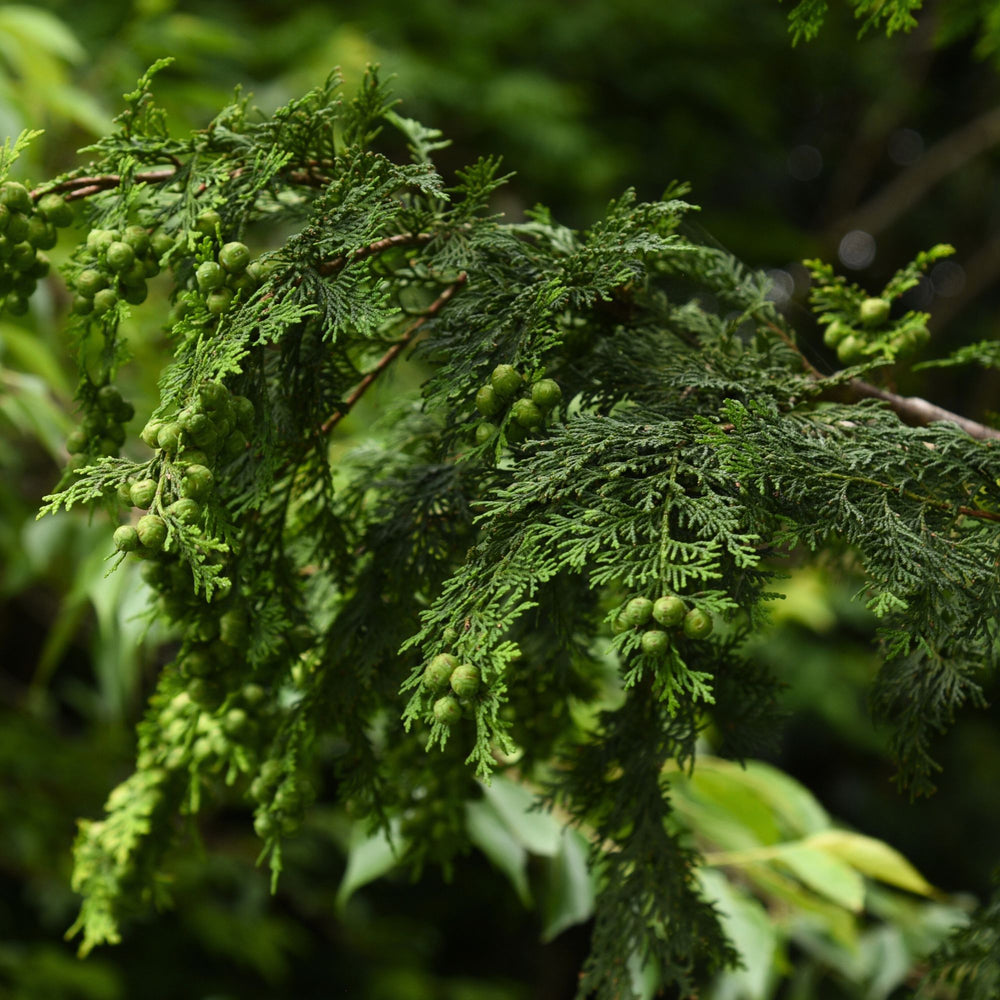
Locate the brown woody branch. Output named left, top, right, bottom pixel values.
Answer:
left=320, top=273, right=468, bottom=435
left=846, top=380, right=1000, bottom=441
left=318, top=233, right=435, bottom=275
left=764, top=321, right=1000, bottom=442
left=33, top=167, right=178, bottom=202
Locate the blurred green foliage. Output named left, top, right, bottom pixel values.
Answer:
left=4, top=1, right=1000, bottom=997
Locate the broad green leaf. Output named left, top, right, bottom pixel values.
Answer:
left=670, top=783, right=770, bottom=852
left=478, top=776, right=563, bottom=857
left=698, top=868, right=777, bottom=999
left=1, top=326, right=73, bottom=397
left=335, top=819, right=406, bottom=910
left=697, top=759, right=830, bottom=836
left=743, top=862, right=860, bottom=949
left=859, top=924, right=912, bottom=1000
left=805, top=830, right=936, bottom=897
left=777, top=844, right=865, bottom=912
left=0, top=6, right=86, bottom=63
left=465, top=799, right=531, bottom=906
left=738, top=761, right=831, bottom=836
left=682, top=767, right=783, bottom=845
left=540, top=829, right=595, bottom=941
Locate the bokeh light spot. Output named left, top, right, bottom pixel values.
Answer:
left=838, top=230, right=876, bottom=270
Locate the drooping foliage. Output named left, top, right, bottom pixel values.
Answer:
left=17, top=59, right=1000, bottom=997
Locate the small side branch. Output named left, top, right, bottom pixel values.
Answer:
left=33, top=168, right=178, bottom=202
left=764, top=321, right=1000, bottom=442
left=846, top=380, right=1000, bottom=442
left=318, top=233, right=435, bottom=275
left=320, top=273, right=468, bottom=434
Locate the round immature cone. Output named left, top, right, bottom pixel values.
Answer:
left=490, top=364, right=523, bottom=399
left=129, top=478, right=157, bottom=509
left=136, top=514, right=167, bottom=550
left=859, top=296, right=891, bottom=327
left=449, top=663, right=481, bottom=698
left=86, top=228, right=117, bottom=255
left=836, top=334, right=865, bottom=365
left=121, top=280, right=148, bottom=306
left=92, top=288, right=118, bottom=316
left=77, top=268, right=107, bottom=298
left=621, top=596, right=654, bottom=627
left=476, top=384, right=504, bottom=418
left=167, top=498, right=201, bottom=524
left=219, top=609, right=247, bottom=646
left=66, top=428, right=87, bottom=454
left=156, top=421, right=182, bottom=454
left=611, top=614, right=630, bottom=635
left=37, top=193, right=73, bottom=228
left=194, top=209, right=222, bottom=237
left=531, top=378, right=562, bottom=411
left=206, top=288, right=233, bottom=315
left=181, top=464, right=214, bottom=499
left=106, top=241, right=135, bottom=273
left=652, top=594, right=686, bottom=627
left=26, top=216, right=57, bottom=250
left=140, top=419, right=163, bottom=449
left=0, top=181, right=31, bottom=212
left=218, top=241, right=251, bottom=274
left=641, top=629, right=670, bottom=656
left=6, top=214, right=29, bottom=243
left=475, top=422, right=495, bottom=445
left=3, top=295, right=28, bottom=320
left=113, top=524, right=139, bottom=552
left=11, top=240, right=35, bottom=270
left=123, top=225, right=151, bottom=254
left=196, top=260, right=224, bottom=292
left=97, top=384, right=124, bottom=413
left=424, top=653, right=458, bottom=690
left=510, top=398, right=544, bottom=430
left=150, top=231, right=175, bottom=259
left=232, top=395, right=255, bottom=431
left=198, top=381, right=229, bottom=410
left=823, top=320, right=852, bottom=349
left=433, top=694, right=462, bottom=725
left=682, top=608, right=714, bottom=640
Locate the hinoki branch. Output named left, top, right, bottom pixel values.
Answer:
left=320, top=273, right=468, bottom=434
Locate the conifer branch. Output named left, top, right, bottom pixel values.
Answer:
left=34, top=168, right=178, bottom=201
left=320, top=272, right=467, bottom=434
left=760, top=322, right=1000, bottom=442
left=846, top=380, right=1000, bottom=442
left=318, top=232, right=435, bottom=274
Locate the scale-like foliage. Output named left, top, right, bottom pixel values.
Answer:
left=15, top=65, right=1000, bottom=996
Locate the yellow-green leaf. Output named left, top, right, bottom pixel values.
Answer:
left=805, top=830, right=937, bottom=897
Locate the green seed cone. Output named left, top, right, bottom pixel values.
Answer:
left=449, top=663, right=481, bottom=698
left=424, top=653, right=458, bottom=690
left=433, top=695, right=462, bottom=725
left=641, top=629, right=670, bottom=656
left=136, top=514, right=167, bottom=550
left=490, top=364, right=522, bottom=399
left=621, top=597, right=654, bottom=627
left=682, top=608, right=714, bottom=639
left=652, top=595, right=686, bottom=627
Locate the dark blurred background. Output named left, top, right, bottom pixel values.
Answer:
left=4, top=1, right=1000, bottom=997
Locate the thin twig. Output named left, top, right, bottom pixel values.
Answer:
left=318, top=232, right=435, bottom=275
left=32, top=168, right=178, bottom=202
left=763, top=321, right=1000, bottom=442
left=320, top=273, right=468, bottom=434
left=846, top=379, right=1000, bottom=441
